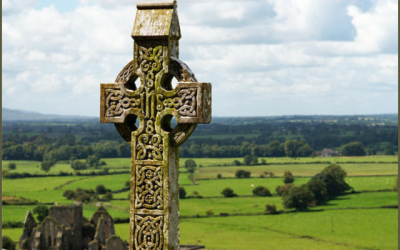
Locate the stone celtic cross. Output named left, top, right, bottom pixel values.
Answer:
left=100, top=1, right=211, bottom=249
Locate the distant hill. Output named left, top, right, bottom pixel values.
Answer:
left=211, top=114, right=398, bottom=126
left=2, top=108, right=97, bottom=122
left=2, top=107, right=397, bottom=125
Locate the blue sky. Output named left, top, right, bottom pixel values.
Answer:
left=2, top=0, right=398, bottom=117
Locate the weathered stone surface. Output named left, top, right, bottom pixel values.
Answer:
left=106, top=235, right=128, bottom=250
left=19, top=205, right=123, bottom=250
left=31, top=217, right=68, bottom=250
left=49, top=204, right=83, bottom=250
left=19, top=211, right=37, bottom=250
left=88, top=239, right=99, bottom=250
left=100, top=1, right=212, bottom=249
left=91, top=206, right=116, bottom=240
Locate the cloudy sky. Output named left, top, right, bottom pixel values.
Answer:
left=2, top=0, right=398, bottom=117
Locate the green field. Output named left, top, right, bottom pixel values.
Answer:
left=92, top=209, right=399, bottom=250
left=2, top=156, right=398, bottom=249
left=3, top=155, right=397, bottom=175
left=192, top=163, right=398, bottom=179
left=178, top=209, right=398, bottom=250
left=182, top=155, right=398, bottom=166
left=3, top=176, right=84, bottom=193
left=87, top=192, right=400, bottom=218
left=57, top=174, right=130, bottom=191
left=318, top=192, right=398, bottom=209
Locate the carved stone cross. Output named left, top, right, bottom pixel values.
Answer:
left=100, top=1, right=211, bottom=249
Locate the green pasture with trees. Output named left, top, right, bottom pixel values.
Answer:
left=2, top=115, right=398, bottom=249
left=3, top=156, right=398, bottom=250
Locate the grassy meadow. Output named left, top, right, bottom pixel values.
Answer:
left=2, top=155, right=398, bottom=249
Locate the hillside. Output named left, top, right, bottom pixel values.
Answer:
left=2, top=108, right=96, bottom=122
left=2, top=108, right=397, bottom=125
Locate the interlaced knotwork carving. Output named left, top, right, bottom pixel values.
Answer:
left=176, top=88, right=197, bottom=116
left=135, top=165, right=163, bottom=209
left=136, top=117, right=163, bottom=161
left=139, top=46, right=163, bottom=88
left=115, top=60, right=135, bottom=84
left=105, top=89, right=140, bottom=117
left=136, top=133, right=163, bottom=160
left=157, top=88, right=197, bottom=117
left=134, top=215, right=163, bottom=250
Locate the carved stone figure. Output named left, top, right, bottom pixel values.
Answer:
left=99, top=1, right=212, bottom=249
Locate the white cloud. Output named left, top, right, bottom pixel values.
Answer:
left=2, top=0, right=398, bottom=116
left=27, top=50, right=47, bottom=62
left=348, top=0, right=398, bottom=53
left=2, top=0, right=36, bottom=14
left=32, top=73, right=63, bottom=93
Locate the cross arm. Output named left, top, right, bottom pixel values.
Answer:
left=157, top=82, right=211, bottom=124
left=100, top=83, right=142, bottom=124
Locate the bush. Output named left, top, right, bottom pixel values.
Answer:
left=2, top=235, right=16, bottom=250
left=244, top=155, right=258, bottom=165
left=3, top=169, right=9, bottom=176
left=179, top=187, right=186, bottom=199
left=63, top=188, right=97, bottom=202
left=282, top=185, right=314, bottom=211
left=63, top=190, right=75, bottom=200
left=96, top=185, right=107, bottom=194
left=125, top=180, right=131, bottom=189
left=306, top=179, right=328, bottom=205
left=71, top=160, right=87, bottom=170
left=312, top=164, right=351, bottom=198
left=104, top=192, right=113, bottom=201
left=206, top=209, right=214, bottom=216
left=276, top=183, right=293, bottom=196
left=269, top=172, right=275, bottom=178
left=221, top=187, right=237, bottom=197
left=341, top=141, right=366, bottom=156
left=58, top=171, right=70, bottom=176
left=384, top=148, right=395, bottom=155
left=41, top=161, right=54, bottom=172
left=3, top=172, right=33, bottom=179
left=297, top=144, right=314, bottom=157
left=233, top=160, right=241, bottom=166
left=76, top=193, right=92, bottom=203
left=217, top=173, right=222, bottom=179
left=235, top=169, right=251, bottom=178
left=113, top=217, right=129, bottom=223
left=252, top=186, right=272, bottom=197
left=185, top=159, right=197, bottom=173
left=86, top=154, right=100, bottom=168
left=33, top=205, right=49, bottom=223
left=8, top=162, right=16, bottom=170
left=283, top=171, right=294, bottom=184
left=188, top=190, right=203, bottom=198
left=265, top=204, right=277, bottom=214
left=2, top=221, right=24, bottom=228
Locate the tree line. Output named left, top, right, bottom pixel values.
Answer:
left=2, top=119, right=397, bottom=161
left=2, top=134, right=130, bottom=161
